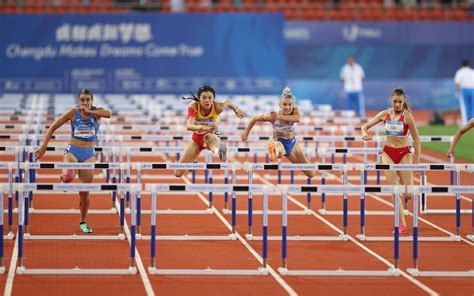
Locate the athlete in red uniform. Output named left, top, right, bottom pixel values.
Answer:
left=361, top=87, right=421, bottom=234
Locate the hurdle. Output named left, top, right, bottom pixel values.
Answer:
left=19, top=162, right=127, bottom=240
left=13, top=183, right=137, bottom=275
left=0, top=163, right=15, bottom=240
left=357, top=163, right=473, bottom=242
left=277, top=184, right=401, bottom=277
left=244, top=163, right=348, bottom=241
left=146, top=183, right=270, bottom=276
left=0, top=184, right=6, bottom=273
left=407, top=185, right=474, bottom=277
left=134, top=162, right=241, bottom=240
left=22, top=161, right=123, bottom=215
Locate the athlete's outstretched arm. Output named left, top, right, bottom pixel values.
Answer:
left=34, top=108, right=75, bottom=160
left=217, top=100, right=246, bottom=119
left=79, top=106, right=111, bottom=119
left=241, top=112, right=275, bottom=141
left=361, top=110, right=387, bottom=141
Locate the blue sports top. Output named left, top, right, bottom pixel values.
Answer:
left=71, top=109, right=100, bottom=142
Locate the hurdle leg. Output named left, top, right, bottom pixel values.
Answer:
left=130, top=190, right=137, bottom=269
left=306, top=177, right=311, bottom=209
left=412, top=188, right=419, bottom=270
left=224, top=169, right=229, bottom=210
left=231, top=169, right=237, bottom=234
left=0, top=189, right=4, bottom=273
left=262, top=190, right=268, bottom=268
left=149, top=191, right=157, bottom=269
left=17, top=188, right=25, bottom=269
left=136, top=166, right=142, bottom=236
left=393, top=189, right=400, bottom=269
left=8, top=166, right=13, bottom=235
left=247, top=170, right=253, bottom=235
left=342, top=169, right=348, bottom=235
left=281, top=189, right=288, bottom=269
left=420, top=171, right=426, bottom=213
left=455, top=167, right=461, bottom=236
left=360, top=168, right=366, bottom=236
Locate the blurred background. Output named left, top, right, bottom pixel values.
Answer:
left=0, top=0, right=473, bottom=119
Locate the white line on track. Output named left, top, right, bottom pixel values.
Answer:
left=3, top=231, right=19, bottom=296
left=114, top=199, right=155, bottom=296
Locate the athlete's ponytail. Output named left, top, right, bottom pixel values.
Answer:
left=181, top=91, right=199, bottom=102
left=281, top=87, right=295, bottom=102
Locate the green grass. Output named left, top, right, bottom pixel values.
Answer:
left=418, top=125, right=474, bottom=162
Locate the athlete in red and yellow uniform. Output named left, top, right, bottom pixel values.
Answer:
left=175, top=85, right=245, bottom=177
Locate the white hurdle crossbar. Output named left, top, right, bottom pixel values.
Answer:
left=145, top=183, right=272, bottom=276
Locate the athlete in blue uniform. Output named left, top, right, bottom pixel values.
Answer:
left=241, top=87, right=315, bottom=179
left=35, top=89, right=111, bottom=233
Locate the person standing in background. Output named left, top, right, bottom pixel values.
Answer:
left=454, top=59, right=474, bottom=125
left=340, top=56, right=366, bottom=118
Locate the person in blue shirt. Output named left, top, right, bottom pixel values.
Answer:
left=34, top=89, right=111, bottom=233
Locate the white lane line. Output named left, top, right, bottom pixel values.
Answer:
left=114, top=198, right=155, bottom=296
left=3, top=231, right=19, bottom=296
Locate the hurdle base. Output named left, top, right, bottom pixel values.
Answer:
left=0, top=267, right=5, bottom=274
left=278, top=267, right=400, bottom=277
left=16, top=266, right=137, bottom=275
left=356, top=234, right=461, bottom=242
left=407, top=268, right=474, bottom=277
left=467, top=235, right=474, bottom=241
left=222, top=209, right=310, bottom=215
left=137, top=233, right=237, bottom=241
left=141, top=209, right=214, bottom=215
left=318, top=209, right=397, bottom=216
left=26, top=208, right=117, bottom=214
left=422, top=209, right=472, bottom=214
left=246, top=234, right=348, bottom=241
left=24, top=233, right=126, bottom=240
left=3, top=232, right=15, bottom=240
left=148, top=266, right=268, bottom=276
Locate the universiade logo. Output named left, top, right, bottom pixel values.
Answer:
left=55, top=23, right=153, bottom=43
left=342, top=24, right=382, bottom=42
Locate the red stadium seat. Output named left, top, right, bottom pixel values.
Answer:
left=328, top=8, right=355, bottom=21
left=445, top=9, right=472, bottom=21
left=386, top=7, right=418, bottom=21
left=418, top=8, right=445, bottom=21
left=359, top=8, right=385, bottom=21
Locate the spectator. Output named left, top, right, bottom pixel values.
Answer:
left=454, top=59, right=474, bottom=124
left=340, top=56, right=366, bottom=117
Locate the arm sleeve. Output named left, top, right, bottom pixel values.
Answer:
left=188, top=107, right=196, bottom=118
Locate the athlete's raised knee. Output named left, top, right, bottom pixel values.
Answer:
left=61, top=169, right=75, bottom=183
